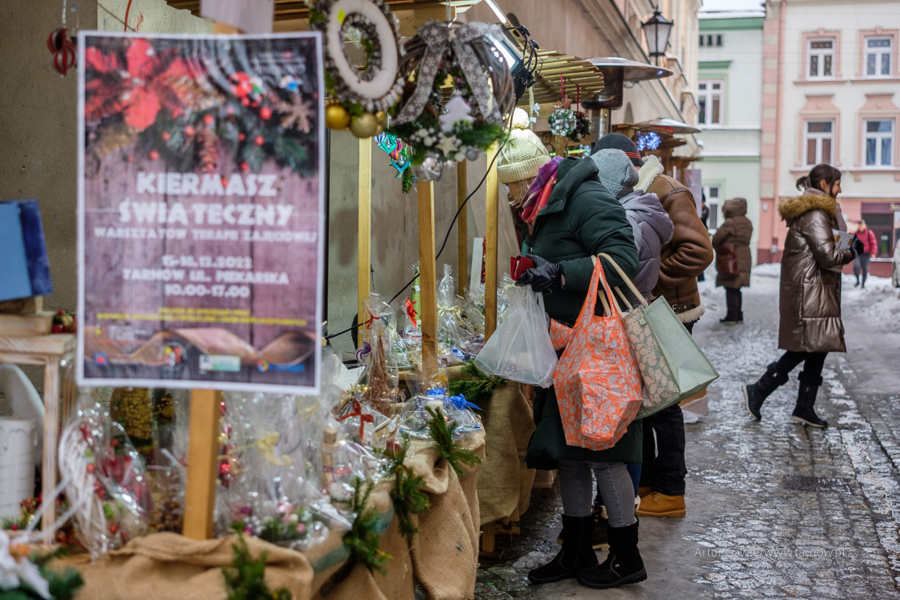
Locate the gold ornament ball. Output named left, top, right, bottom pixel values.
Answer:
left=375, top=111, right=387, bottom=126
left=325, top=104, right=350, bottom=130
left=349, top=113, right=379, bottom=138
left=375, top=124, right=384, bottom=136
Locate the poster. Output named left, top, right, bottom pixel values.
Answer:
left=77, top=32, right=324, bottom=394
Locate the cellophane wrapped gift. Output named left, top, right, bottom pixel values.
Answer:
left=437, top=265, right=482, bottom=365
left=57, top=390, right=152, bottom=558
left=148, top=388, right=190, bottom=533
left=216, top=389, right=349, bottom=550
left=357, top=294, right=406, bottom=416
left=398, top=387, right=483, bottom=440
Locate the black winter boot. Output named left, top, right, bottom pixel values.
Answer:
left=529, top=515, right=598, bottom=584
left=791, top=372, right=828, bottom=428
left=743, top=362, right=789, bottom=420
left=576, top=520, right=647, bottom=589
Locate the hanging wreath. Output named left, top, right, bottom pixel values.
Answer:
left=309, top=0, right=404, bottom=138
left=386, top=21, right=515, bottom=180
left=569, top=111, right=591, bottom=142
left=549, top=108, right=576, bottom=137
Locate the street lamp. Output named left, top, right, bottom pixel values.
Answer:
left=641, top=9, right=673, bottom=66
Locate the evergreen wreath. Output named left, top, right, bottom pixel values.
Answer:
left=386, top=21, right=514, bottom=172
left=569, top=111, right=591, bottom=142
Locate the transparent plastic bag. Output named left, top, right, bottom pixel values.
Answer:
left=474, top=286, right=558, bottom=387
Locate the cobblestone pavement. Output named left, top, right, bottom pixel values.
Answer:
left=473, top=270, right=900, bottom=599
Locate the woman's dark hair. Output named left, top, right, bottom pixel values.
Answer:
left=796, top=164, right=842, bottom=193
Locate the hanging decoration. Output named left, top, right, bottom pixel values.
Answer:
left=374, top=132, right=416, bottom=194
left=635, top=131, right=662, bottom=151
left=47, top=28, right=77, bottom=76
left=548, top=78, right=591, bottom=142
left=386, top=21, right=515, bottom=179
left=309, top=0, right=404, bottom=138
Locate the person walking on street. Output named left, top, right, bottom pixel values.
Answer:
left=742, top=164, right=863, bottom=428
left=594, top=134, right=714, bottom=521
left=852, top=220, right=877, bottom=288
left=712, top=198, right=753, bottom=323
left=516, top=155, right=646, bottom=590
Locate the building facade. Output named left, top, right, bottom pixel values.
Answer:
left=696, top=8, right=765, bottom=259
left=760, top=0, right=900, bottom=268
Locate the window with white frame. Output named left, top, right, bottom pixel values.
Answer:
left=808, top=38, right=835, bottom=78
left=865, top=119, right=893, bottom=166
left=865, top=37, right=892, bottom=77
left=805, top=120, right=834, bottom=165
left=702, top=185, right=720, bottom=230
left=698, top=81, right=723, bottom=126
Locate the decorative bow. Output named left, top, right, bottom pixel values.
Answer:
left=394, top=21, right=503, bottom=125
left=438, top=304, right=463, bottom=320
left=355, top=341, right=372, bottom=363
left=337, top=398, right=375, bottom=440
left=448, top=394, right=482, bottom=412
left=254, top=432, right=292, bottom=467
left=406, top=298, right=418, bottom=327
left=426, top=387, right=448, bottom=396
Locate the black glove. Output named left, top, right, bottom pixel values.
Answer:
left=515, top=254, right=562, bottom=292
left=851, top=235, right=865, bottom=257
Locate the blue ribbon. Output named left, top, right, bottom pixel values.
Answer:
left=448, top=394, right=481, bottom=412
left=426, top=387, right=447, bottom=396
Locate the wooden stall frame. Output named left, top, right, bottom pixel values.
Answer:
left=358, top=137, right=373, bottom=343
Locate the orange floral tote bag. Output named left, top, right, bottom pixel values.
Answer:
left=553, top=257, right=643, bottom=451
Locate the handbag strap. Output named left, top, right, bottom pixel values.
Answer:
left=597, top=253, right=648, bottom=308
left=587, top=256, right=620, bottom=320
left=614, top=287, right=634, bottom=311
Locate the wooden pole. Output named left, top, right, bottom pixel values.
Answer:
left=41, top=358, right=59, bottom=535
left=182, top=389, right=222, bottom=540
left=358, top=137, right=372, bottom=341
left=180, top=18, right=239, bottom=543
left=417, top=181, right=438, bottom=378
left=484, top=143, right=499, bottom=341
left=456, top=161, right=468, bottom=297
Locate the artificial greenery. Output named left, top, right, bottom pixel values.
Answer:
left=425, top=406, right=483, bottom=477
left=343, top=478, right=391, bottom=576
left=0, top=547, right=84, bottom=600
left=448, top=361, right=507, bottom=408
left=375, top=436, right=430, bottom=543
left=221, top=535, right=291, bottom=600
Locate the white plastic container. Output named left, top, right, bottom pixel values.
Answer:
left=0, top=418, right=37, bottom=519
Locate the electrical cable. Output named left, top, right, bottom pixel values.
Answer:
left=324, top=141, right=507, bottom=341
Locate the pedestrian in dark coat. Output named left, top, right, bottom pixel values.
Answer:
left=515, top=156, right=646, bottom=590
left=743, top=164, right=863, bottom=428
left=712, top=198, right=753, bottom=323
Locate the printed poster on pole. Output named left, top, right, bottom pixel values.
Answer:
left=77, top=31, right=325, bottom=394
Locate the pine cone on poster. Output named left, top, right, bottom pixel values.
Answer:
left=195, top=128, right=220, bottom=173
left=92, top=120, right=139, bottom=157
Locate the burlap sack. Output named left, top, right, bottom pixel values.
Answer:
left=407, top=431, right=485, bottom=600
left=66, top=533, right=313, bottom=600
left=445, top=367, right=535, bottom=524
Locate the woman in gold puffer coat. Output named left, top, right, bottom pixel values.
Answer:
left=741, top=165, right=863, bottom=428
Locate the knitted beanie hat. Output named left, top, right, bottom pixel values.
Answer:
left=591, top=148, right=639, bottom=199
left=498, top=108, right=551, bottom=184
left=592, top=132, right=643, bottom=167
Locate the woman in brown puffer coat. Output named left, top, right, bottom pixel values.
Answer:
left=712, top=198, right=753, bottom=323
left=742, top=165, right=864, bottom=428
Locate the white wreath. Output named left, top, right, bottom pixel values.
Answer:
left=318, top=0, right=403, bottom=113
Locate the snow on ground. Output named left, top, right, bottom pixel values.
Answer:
left=699, top=262, right=900, bottom=333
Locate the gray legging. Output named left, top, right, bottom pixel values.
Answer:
left=558, top=459, right=636, bottom=528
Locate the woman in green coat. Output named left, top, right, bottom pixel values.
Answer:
left=515, top=156, right=644, bottom=590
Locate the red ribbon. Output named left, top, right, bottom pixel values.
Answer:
left=405, top=298, right=418, bottom=327
left=363, top=307, right=377, bottom=330
left=337, top=398, right=375, bottom=439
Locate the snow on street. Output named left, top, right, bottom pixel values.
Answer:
left=472, top=266, right=900, bottom=599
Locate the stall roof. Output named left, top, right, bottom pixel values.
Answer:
left=517, top=50, right=606, bottom=110
left=165, top=0, right=485, bottom=21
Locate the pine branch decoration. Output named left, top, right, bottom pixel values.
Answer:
left=448, top=361, right=506, bottom=408
left=343, top=478, right=392, bottom=575
left=222, top=535, right=291, bottom=600
left=375, top=436, right=430, bottom=543
left=425, top=406, right=483, bottom=476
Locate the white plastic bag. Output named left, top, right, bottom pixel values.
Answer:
left=474, top=286, right=558, bottom=387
